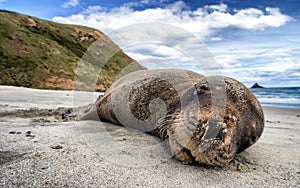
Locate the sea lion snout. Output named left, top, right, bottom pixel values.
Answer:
left=199, top=119, right=227, bottom=152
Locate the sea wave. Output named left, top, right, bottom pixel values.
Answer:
left=250, top=87, right=300, bottom=108
left=256, top=97, right=300, bottom=108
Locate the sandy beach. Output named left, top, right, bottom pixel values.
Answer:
left=0, top=86, right=299, bottom=187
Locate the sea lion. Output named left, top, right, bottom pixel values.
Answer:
left=81, top=69, right=264, bottom=166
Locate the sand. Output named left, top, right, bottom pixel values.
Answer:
left=0, top=86, right=299, bottom=187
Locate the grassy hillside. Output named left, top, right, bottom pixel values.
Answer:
left=0, top=10, right=145, bottom=91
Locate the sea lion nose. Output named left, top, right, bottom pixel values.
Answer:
left=199, top=119, right=226, bottom=152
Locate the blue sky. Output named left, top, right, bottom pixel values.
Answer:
left=1, top=0, right=299, bottom=87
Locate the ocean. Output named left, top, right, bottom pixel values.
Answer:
left=250, top=87, right=300, bottom=108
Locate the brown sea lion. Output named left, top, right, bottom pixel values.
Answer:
left=81, top=69, right=264, bottom=166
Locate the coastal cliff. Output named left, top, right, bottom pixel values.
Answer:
left=0, top=10, right=145, bottom=91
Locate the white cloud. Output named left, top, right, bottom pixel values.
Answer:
left=165, top=1, right=189, bottom=12
left=0, top=0, right=7, bottom=4
left=52, top=1, right=297, bottom=86
left=213, top=47, right=300, bottom=69
left=123, top=0, right=157, bottom=8
left=212, top=46, right=300, bottom=86
left=53, top=1, right=292, bottom=39
left=293, top=72, right=300, bottom=77
left=260, top=57, right=300, bottom=72
left=210, top=36, right=223, bottom=41
left=62, top=0, right=79, bottom=8
left=82, top=5, right=105, bottom=14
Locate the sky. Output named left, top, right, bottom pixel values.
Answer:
left=1, top=0, right=299, bottom=87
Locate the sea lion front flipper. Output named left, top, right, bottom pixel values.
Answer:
left=80, top=105, right=98, bottom=120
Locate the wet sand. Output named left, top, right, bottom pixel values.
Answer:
left=0, top=86, right=299, bottom=187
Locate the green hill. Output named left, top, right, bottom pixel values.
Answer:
left=0, top=10, right=145, bottom=91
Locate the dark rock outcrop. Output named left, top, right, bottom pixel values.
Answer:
left=250, top=83, right=264, bottom=89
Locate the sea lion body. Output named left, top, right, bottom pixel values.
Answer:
left=82, top=69, right=264, bottom=166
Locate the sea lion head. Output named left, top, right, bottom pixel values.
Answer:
left=162, top=76, right=264, bottom=166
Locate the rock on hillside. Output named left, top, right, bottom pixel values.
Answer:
left=0, top=10, right=145, bottom=91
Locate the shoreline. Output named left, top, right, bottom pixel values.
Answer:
left=262, top=105, right=300, bottom=113
left=1, top=85, right=300, bottom=109
left=0, top=86, right=299, bottom=187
